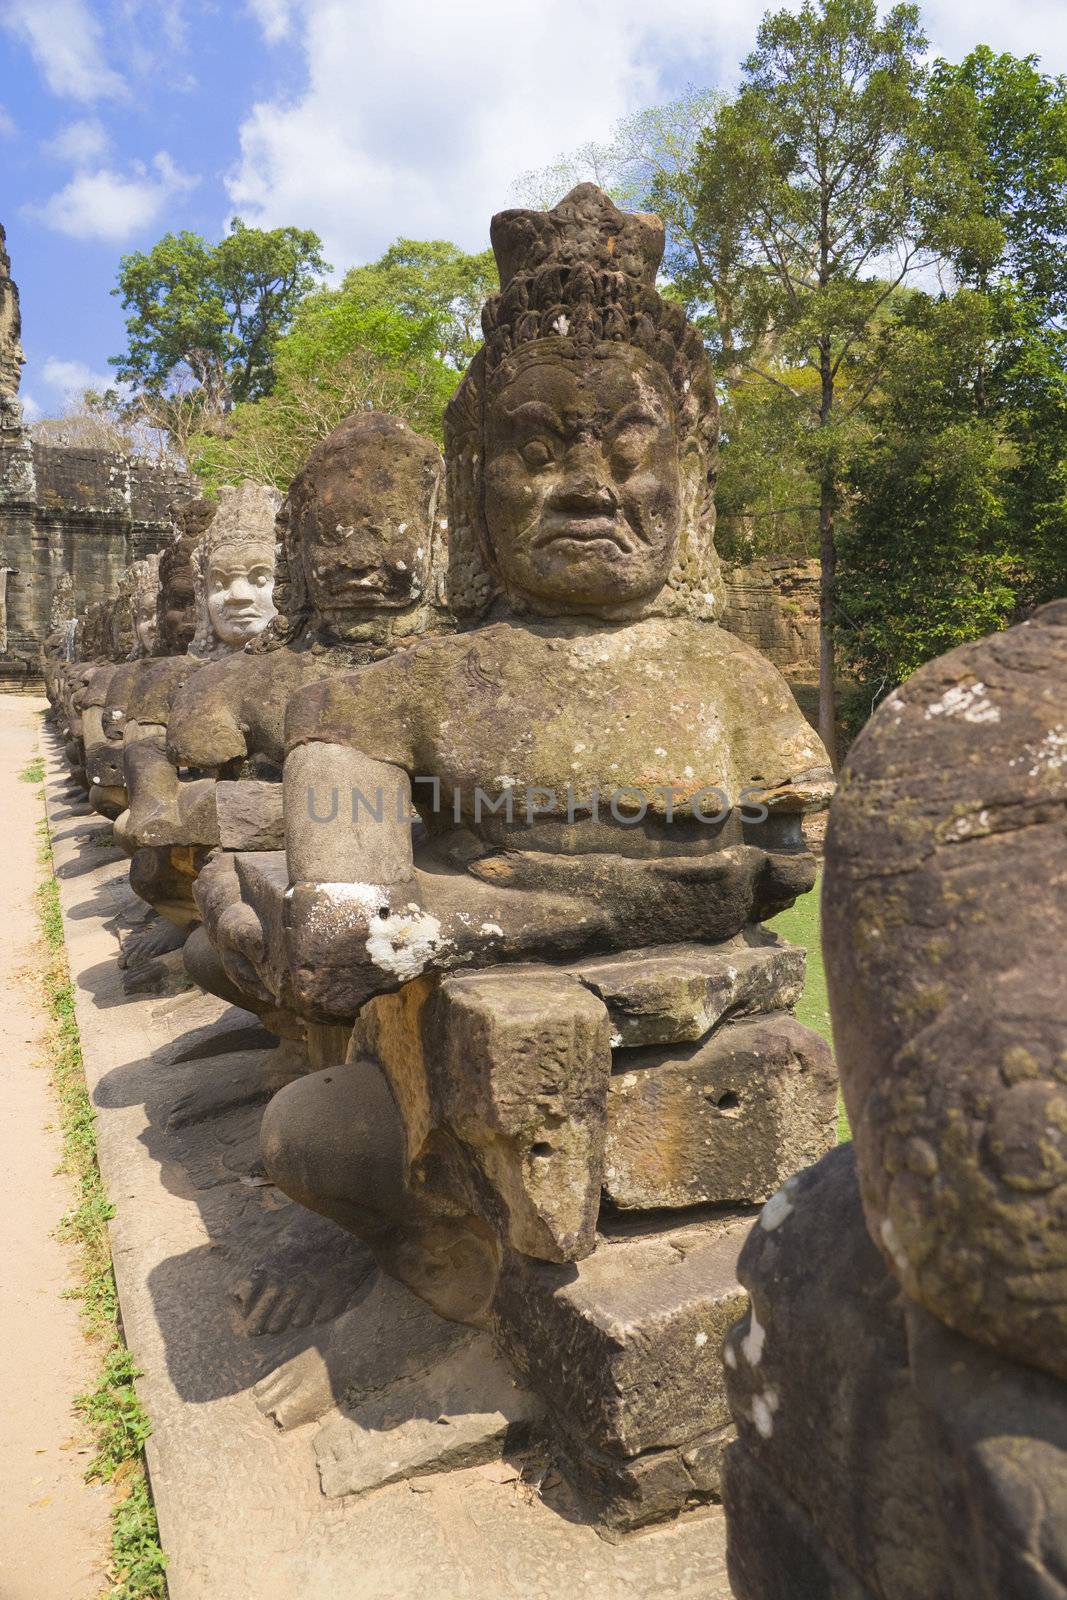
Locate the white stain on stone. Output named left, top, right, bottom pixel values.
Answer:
left=694, top=1331, right=709, bottom=1349
left=724, top=1341, right=737, bottom=1369
left=741, top=1309, right=766, bottom=1367
left=924, top=682, right=999, bottom=724
left=365, top=904, right=449, bottom=981
left=752, top=1387, right=779, bottom=1439
left=759, top=1179, right=797, bottom=1232
left=1028, top=727, right=1067, bottom=777
left=880, top=1217, right=910, bottom=1276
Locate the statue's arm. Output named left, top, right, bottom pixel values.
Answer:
left=284, top=742, right=415, bottom=890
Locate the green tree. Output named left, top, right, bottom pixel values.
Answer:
left=187, top=276, right=458, bottom=492
left=837, top=291, right=1017, bottom=728
left=837, top=47, right=1067, bottom=728
left=692, top=0, right=930, bottom=764
left=339, top=239, right=497, bottom=369
left=110, top=218, right=329, bottom=411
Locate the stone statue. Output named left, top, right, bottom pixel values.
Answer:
left=721, top=601, right=1067, bottom=1597
left=126, top=411, right=447, bottom=1107
left=81, top=557, right=160, bottom=817
left=103, top=486, right=278, bottom=956
left=41, top=572, right=76, bottom=712
left=195, top=186, right=836, bottom=1521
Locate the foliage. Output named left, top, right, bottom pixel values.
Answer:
left=689, top=0, right=931, bottom=760
left=187, top=292, right=457, bottom=492
left=835, top=49, right=1067, bottom=722
left=185, top=236, right=495, bottom=491
left=339, top=238, right=497, bottom=368
left=111, top=218, right=329, bottom=410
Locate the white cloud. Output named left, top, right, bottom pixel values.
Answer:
left=20, top=392, right=42, bottom=422
left=230, top=0, right=1067, bottom=275
left=0, top=105, right=15, bottom=138
left=227, top=0, right=768, bottom=266
left=45, top=117, right=110, bottom=166
left=1, top=0, right=125, bottom=102
left=31, top=152, right=198, bottom=243
left=247, top=0, right=292, bottom=43
left=922, top=2, right=1067, bottom=68
left=41, top=357, right=116, bottom=399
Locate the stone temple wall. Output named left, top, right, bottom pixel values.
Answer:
left=720, top=557, right=820, bottom=679
left=0, top=222, right=193, bottom=686
left=0, top=401, right=193, bottom=684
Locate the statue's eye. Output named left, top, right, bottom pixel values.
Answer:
left=521, top=438, right=553, bottom=471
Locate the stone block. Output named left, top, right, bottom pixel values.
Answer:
left=722, top=1146, right=956, bottom=1600
left=557, top=1422, right=732, bottom=1535
left=216, top=779, right=285, bottom=850
left=429, top=969, right=613, bottom=1262
left=604, top=1013, right=837, bottom=1209
left=573, top=935, right=805, bottom=1048
left=494, top=1213, right=751, bottom=1461
left=313, top=1333, right=540, bottom=1499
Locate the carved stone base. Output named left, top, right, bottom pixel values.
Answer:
left=494, top=1212, right=753, bottom=1530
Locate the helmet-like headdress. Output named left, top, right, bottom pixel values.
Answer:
left=444, top=183, right=721, bottom=622
left=121, top=555, right=160, bottom=660
left=155, top=496, right=216, bottom=656
left=252, top=411, right=449, bottom=659
left=188, top=480, right=280, bottom=659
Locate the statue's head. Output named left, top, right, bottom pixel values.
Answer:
left=156, top=497, right=216, bottom=656
left=255, top=412, right=447, bottom=650
left=189, top=481, right=279, bottom=658
left=445, top=185, right=721, bottom=623
left=119, top=556, right=160, bottom=659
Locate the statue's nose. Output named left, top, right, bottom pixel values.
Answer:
left=551, top=445, right=618, bottom=512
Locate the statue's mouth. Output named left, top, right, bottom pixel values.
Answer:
left=536, top=514, right=634, bottom=553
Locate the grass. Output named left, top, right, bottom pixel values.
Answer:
left=768, top=870, right=851, bottom=1142
left=20, top=756, right=45, bottom=783
left=34, top=785, right=168, bottom=1600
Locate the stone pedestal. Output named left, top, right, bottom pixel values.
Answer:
left=353, top=931, right=837, bottom=1532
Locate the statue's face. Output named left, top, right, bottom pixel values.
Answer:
left=134, top=597, right=156, bottom=655
left=206, top=542, right=276, bottom=646
left=484, top=349, right=682, bottom=611
left=158, top=548, right=198, bottom=653
left=298, top=443, right=434, bottom=617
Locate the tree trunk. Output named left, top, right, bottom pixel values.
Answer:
left=818, top=468, right=838, bottom=770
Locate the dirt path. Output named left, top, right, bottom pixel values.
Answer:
left=0, top=696, right=110, bottom=1599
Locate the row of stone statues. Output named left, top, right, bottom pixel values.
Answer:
left=45, top=186, right=839, bottom=1533
left=45, top=182, right=1061, bottom=1572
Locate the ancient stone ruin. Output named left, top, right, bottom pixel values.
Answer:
left=38, top=184, right=841, bottom=1556
left=721, top=603, right=1067, bottom=1597
left=36, top=182, right=1064, bottom=1593
left=0, top=225, right=193, bottom=687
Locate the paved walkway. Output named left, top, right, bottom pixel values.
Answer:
left=0, top=695, right=110, bottom=1600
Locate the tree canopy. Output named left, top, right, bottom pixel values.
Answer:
left=110, top=218, right=329, bottom=409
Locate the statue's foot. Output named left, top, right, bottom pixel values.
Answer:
left=253, top=1268, right=472, bottom=1431
left=119, top=914, right=189, bottom=970
left=167, top=1039, right=308, bottom=1131
left=231, top=1205, right=375, bottom=1337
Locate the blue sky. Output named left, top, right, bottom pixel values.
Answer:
left=3, top=0, right=1067, bottom=421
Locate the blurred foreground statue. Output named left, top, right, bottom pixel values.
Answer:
left=722, top=602, right=1067, bottom=1597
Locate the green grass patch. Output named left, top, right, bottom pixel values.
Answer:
left=34, top=794, right=167, bottom=1599
left=20, top=756, right=45, bottom=783
left=769, top=871, right=851, bottom=1142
